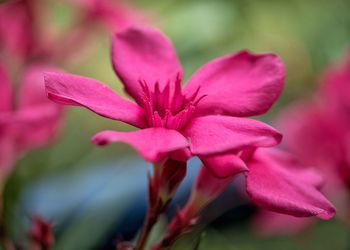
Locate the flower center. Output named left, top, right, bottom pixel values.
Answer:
left=139, top=74, right=205, bottom=130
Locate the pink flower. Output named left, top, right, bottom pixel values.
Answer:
left=0, top=63, right=62, bottom=177
left=44, top=26, right=284, bottom=177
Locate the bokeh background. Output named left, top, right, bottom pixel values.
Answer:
left=3, top=0, right=350, bottom=249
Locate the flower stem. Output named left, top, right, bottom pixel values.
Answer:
left=134, top=163, right=163, bottom=250
left=134, top=207, right=159, bottom=250
left=134, top=159, right=187, bottom=250
left=150, top=204, right=197, bottom=250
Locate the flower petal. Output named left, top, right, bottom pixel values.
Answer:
left=169, top=148, right=192, bottom=162
left=245, top=149, right=336, bottom=219
left=0, top=62, right=12, bottom=112
left=44, top=72, right=146, bottom=128
left=92, top=128, right=189, bottom=162
left=263, top=149, right=325, bottom=188
left=194, top=165, right=234, bottom=200
left=182, top=115, right=282, bottom=155
left=200, top=153, right=248, bottom=178
left=183, top=51, right=285, bottom=117
left=111, top=26, right=183, bottom=103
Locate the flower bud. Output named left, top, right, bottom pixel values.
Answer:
left=160, top=159, right=187, bottom=201
left=29, top=215, right=54, bottom=250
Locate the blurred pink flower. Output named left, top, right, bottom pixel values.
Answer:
left=70, top=0, right=146, bottom=30
left=50, top=0, right=148, bottom=65
left=279, top=59, right=350, bottom=207
left=320, top=51, right=350, bottom=122
left=254, top=52, right=350, bottom=235
left=0, top=63, right=63, bottom=177
left=278, top=102, right=349, bottom=187
left=276, top=103, right=350, bottom=225
left=0, top=0, right=56, bottom=63
left=45, top=26, right=284, bottom=177
left=0, top=0, right=36, bottom=59
left=252, top=209, right=314, bottom=236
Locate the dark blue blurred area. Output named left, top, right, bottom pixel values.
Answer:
left=17, top=157, right=249, bottom=249
left=19, top=157, right=199, bottom=249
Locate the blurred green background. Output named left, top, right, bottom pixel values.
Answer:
left=4, top=0, right=350, bottom=249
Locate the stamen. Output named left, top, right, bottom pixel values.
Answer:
left=138, top=75, right=198, bottom=130
left=154, top=82, right=160, bottom=113
left=163, top=109, right=171, bottom=128
left=171, top=73, right=184, bottom=113
left=153, top=111, right=162, bottom=127
left=194, top=94, right=208, bottom=106
left=187, top=86, right=201, bottom=102
left=160, top=81, right=170, bottom=111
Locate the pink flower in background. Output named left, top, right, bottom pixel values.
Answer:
left=0, top=0, right=55, bottom=62
left=253, top=52, right=350, bottom=236
left=276, top=102, right=350, bottom=224
left=70, top=0, right=145, bottom=30
left=277, top=102, right=349, bottom=186
left=252, top=209, right=315, bottom=236
left=0, top=63, right=62, bottom=178
left=45, top=26, right=284, bottom=178
left=48, top=0, right=148, bottom=70
left=253, top=103, right=346, bottom=236
left=0, top=0, right=36, bottom=59
left=0, top=0, right=56, bottom=63
left=278, top=54, right=350, bottom=210
left=320, top=51, right=350, bottom=122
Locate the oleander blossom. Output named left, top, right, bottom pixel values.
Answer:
left=0, top=63, right=62, bottom=178
left=44, top=26, right=284, bottom=178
